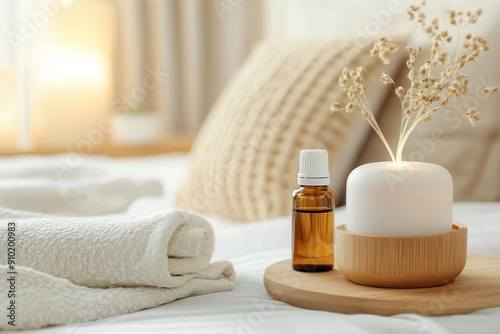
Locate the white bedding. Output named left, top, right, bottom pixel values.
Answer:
left=2, top=153, right=499, bottom=334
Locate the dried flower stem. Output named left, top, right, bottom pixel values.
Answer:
left=330, top=0, right=497, bottom=163
left=360, top=93, right=397, bottom=162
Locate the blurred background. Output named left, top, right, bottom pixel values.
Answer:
left=0, top=0, right=417, bottom=156
left=0, top=0, right=274, bottom=154
left=0, top=0, right=497, bottom=158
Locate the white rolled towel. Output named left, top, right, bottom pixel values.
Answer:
left=0, top=209, right=234, bottom=330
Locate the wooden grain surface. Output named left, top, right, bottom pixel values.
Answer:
left=335, top=224, right=467, bottom=288
left=263, top=255, right=500, bottom=316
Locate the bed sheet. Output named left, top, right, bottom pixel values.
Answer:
left=1, top=153, right=499, bottom=334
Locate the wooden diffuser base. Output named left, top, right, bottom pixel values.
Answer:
left=336, top=223, right=468, bottom=288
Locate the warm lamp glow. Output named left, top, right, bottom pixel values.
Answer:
left=31, top=0, right=115, bottom=148
left=33, top=43, right=110, bottom=147
left=40, top=46, right=105, bottom=84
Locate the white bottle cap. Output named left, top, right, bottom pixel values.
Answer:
left=298, top=149, right=330, bottom=186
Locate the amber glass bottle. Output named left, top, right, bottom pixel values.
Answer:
left=292, top=149, right=335, bottom=272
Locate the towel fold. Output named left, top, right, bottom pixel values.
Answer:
left=0, top=209, right=235, bottom=330
left=0, top=263, right=234, bottom=331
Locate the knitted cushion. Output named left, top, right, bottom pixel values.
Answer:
left=176, top=39, right=402, bottom=221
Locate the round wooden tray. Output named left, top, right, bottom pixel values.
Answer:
left=264, top=255, right=500, bottom=316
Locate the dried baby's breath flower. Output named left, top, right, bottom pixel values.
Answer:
left=395, top=86, right=406, bottom=98
left=380, top=73, right=395, bottom=85
left=339, top=66, right=367, bottom=100
left=356, top=67, right=365, bottom=77
left=330, top=0, right=497, bottom=163
left=330, top=102, right=343, bottom=113
left=481, top=86, right=498, bottom=95
left=345, top=103, right=355, bottom=113
left=466, top=109, right=480, bottom=125
left=371, top=37, right=399, bottom=64
left=448, top=72, right=469, bottom=97
left=448, top=11, right=457, bottom=25
left=360, top=111, right=370, bottom=120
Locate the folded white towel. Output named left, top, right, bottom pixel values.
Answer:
left=0, top=163, right=162, bottom=215
left=0, top=209, right=235, bottom=330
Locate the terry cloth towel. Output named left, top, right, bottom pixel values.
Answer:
left=0, top=163, right=163, bottom=216
left=0, top=209, right=235, bottom=330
